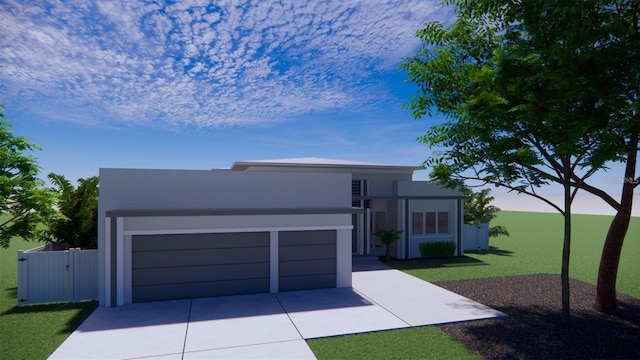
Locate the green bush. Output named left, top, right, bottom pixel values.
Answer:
left=419, top=241, right=456, bottom=258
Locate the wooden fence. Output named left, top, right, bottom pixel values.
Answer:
left=17, top=246, right=98, bottom=306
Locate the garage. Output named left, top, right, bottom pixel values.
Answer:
left=98, top=168, right=354, bottom=307
left=131, top=232, right=270, bottom=303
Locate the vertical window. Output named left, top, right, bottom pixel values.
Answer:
left=437, top=212, right=449, bottom=234
left=412, top=212, right=423, bottom=234
left=425, top=212, right=437, bottom=234
left=352, top=180, right=362, bottom=207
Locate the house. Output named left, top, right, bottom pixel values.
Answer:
left=97, top=158, right=464, bottom=307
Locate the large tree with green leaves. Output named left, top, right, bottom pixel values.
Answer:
left=0, top=105, right=58, bottom=248
left=402, top=0, right=638, bottom=319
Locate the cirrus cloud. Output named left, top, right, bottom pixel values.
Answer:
left=0, top=0, right=453, bottom=128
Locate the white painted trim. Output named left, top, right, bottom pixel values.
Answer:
left=336, top=229, right=352, bottom=287
left=104, top=217, right=111, bottom=307
left=269, top=231, right=278, bottom=293
left=116, top=217, right=125, bottom=306
left=123, top=225, right=353, bottom=236
left=124, top=235, right=132, bottom=305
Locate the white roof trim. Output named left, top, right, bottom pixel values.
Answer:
left=231, top=157, right=418, bottom=171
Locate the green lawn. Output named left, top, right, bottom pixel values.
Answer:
left=1, top=212, right=638, bottom=359
left=0, top=237, right=97, bottom=360
left=309, top=211, right=639, bottom=359
left=395, top=211, right=640, bottom=297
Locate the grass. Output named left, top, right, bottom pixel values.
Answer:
left=1, top=212, right=637, bottom=359
left=308, top=211, right=639, bottom=359
left=0, top=236, right=97, bottom=360
left=307, top=326, right=482, bottom=360
left=395, top=211, right=640, bottom=297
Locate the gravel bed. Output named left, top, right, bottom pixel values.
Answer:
left=433, top=274, right=640, bottom=360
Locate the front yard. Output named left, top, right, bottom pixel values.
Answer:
left=1, top=211, right=638, bottom=359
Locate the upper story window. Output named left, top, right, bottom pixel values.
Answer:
left=351, top=179, right=367, bottom=207
left=411, top=211, right=450, bottom=235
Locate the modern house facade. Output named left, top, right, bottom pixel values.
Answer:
left=97, top=158, right=464, bottom=307
left=231, top=158, right=466, bottom=260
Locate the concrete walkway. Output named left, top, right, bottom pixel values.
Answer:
left=49, top=264, right=505, bottom=359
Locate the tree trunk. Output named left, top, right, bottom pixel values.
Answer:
left=594, top=137, right=637, bottom=313
left=561, top=161, right=572, bottom=324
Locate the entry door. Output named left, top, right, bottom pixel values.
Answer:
left=370, top=211, right=387, bottom=256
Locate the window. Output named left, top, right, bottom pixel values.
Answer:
left=425, top=212, right=437, bottom=234
left=437, top=212, right=449, bottom=234
left=411, top=211, right=450, bottom=235
left=351, top=180, right=368, bottom=207
left=412, top=212, right=423, bottom=234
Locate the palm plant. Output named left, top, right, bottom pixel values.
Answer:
left=372, top=229, right=404, bottom=262
left=37, top=173, right=99, bottom=248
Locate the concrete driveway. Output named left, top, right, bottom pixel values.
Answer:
left=49, top=263, right=505, bottom=359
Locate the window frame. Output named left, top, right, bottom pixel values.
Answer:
left=411, top=211, right=451, bottom=236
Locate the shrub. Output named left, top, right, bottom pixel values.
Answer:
left=419, top=241, right=456, bottom=258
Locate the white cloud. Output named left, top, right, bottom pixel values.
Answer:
left=0, top=0, right=453, bottom=128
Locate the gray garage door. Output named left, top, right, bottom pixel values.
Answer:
left=279, top=230, right=337, bottom=291
left=132, top=232, right=270, bottom=303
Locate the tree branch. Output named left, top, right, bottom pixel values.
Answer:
left=569, top=177, right=621, bottom=211
left=0, top=215, right=17, bottom=228
left=526, top=134, right=565, bottom=180
left=454, top=174, right=565, bottom=215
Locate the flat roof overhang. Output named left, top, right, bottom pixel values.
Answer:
left=230, top=158, right=418, bottom=172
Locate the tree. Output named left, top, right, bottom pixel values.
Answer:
left=464, top=188, right=509, bottom=238
left=372, top=229, right=404, bottom=263
left=402, top=0, right=638, bottom=320
left=0, top=105, right=58, bottom=248
left=37, top=173, right=99, bottom=249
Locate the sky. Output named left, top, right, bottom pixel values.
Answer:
left=0, top=0, right=631, bottom=196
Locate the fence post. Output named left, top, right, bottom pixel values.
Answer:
left=17, top=250, right=26, bottom=307
left=73, top=248, right=81, bottom=303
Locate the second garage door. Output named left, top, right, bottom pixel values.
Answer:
left=131, top=232, right=270, bottom=303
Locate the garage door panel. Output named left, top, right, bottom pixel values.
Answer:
left=279, top=274, right=336, bottom=292
left=133, top=232, right=269, bottom=251
left=133, top=278, right=270, bottom=303
left=132, top=232, right=270, bottom=303
left=132, top=246, right=269, bottom=269
left=279, top=259, right=336, bottom=277
left=279, top=244, right=335, bottom=261
left=278, top=230, right=337, bottom=292
left=133, top=262, right=270, bottom=286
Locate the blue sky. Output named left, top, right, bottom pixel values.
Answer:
left=0, top=0, right=630, bottom=195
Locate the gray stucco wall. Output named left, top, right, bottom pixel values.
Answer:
left=395, top=181, right=463, bottom=197
left=99, top=168, right=350, bottom=210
